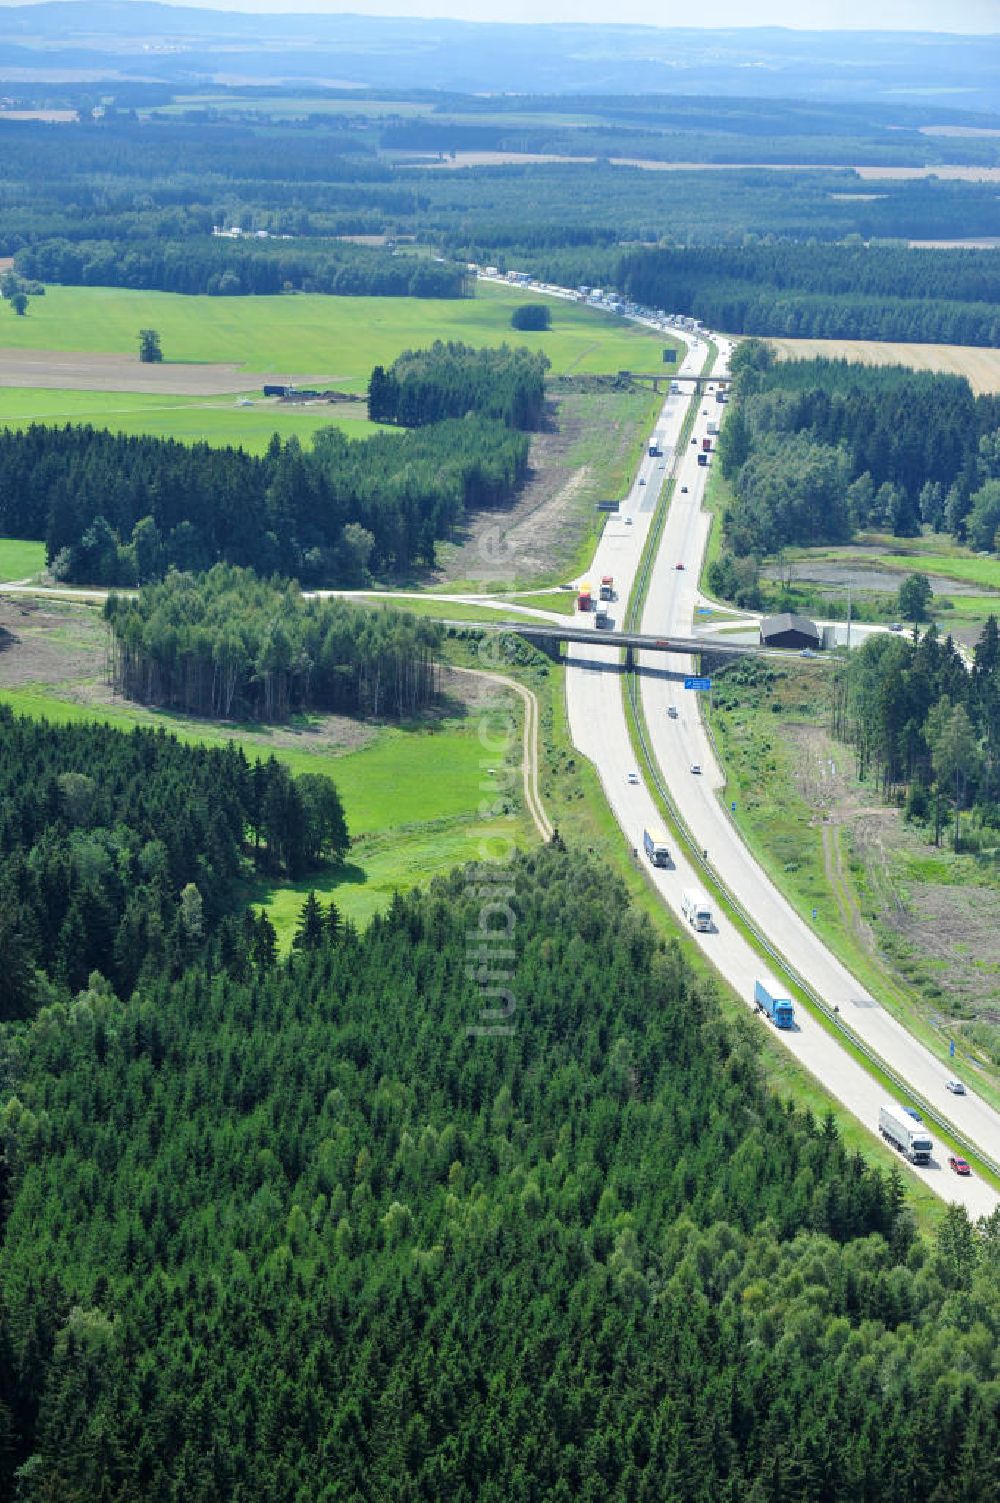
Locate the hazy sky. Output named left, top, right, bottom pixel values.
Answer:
left=3, top=0, right=998, bottom=29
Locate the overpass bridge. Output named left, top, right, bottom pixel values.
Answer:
left=439, top=618, right=828, bottom=670
left=626, top=372, right=731, bottom=393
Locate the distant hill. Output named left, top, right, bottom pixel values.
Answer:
left=2, top=4, right=1000, bottom=112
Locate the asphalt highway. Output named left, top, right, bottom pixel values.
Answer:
left=564, top=329, right=999, bottom=1217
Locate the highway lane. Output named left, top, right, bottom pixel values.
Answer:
left=564, top=334, right=999, bottom=1217
left=639, top=348, right=1000, bottom=1190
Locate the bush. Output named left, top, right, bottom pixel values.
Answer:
left=511, top=303, right=551, bottom=331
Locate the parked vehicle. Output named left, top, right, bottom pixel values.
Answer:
left=879, top=1103, right=934, bottom=1164
left=681, top=888, right=712, bottom=931
left=643, top=826, right=670, bottom=867
left=948, top=1156, right=971, bottom=1175
left=754, top=979, right=795, bottom=1029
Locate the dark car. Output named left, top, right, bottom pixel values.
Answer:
left=948, top=1156, right=971, bottom=1176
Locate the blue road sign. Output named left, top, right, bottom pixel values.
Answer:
left=684, top=676, right=712, bottom=691
left=950, top=1039, right=956, bottom=1058
left=731, top=802, right=737, bottom=813
left=812, top=908, right=818, bottom=921
left=696, top=606, right=712, bottom=615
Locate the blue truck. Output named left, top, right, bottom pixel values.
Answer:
left=754, top=979, right=795, bottom=1029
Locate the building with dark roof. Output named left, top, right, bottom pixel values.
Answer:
left=759, top=612, right=821, bottom=650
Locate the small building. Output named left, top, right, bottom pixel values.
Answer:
left=759, top=612, right=821, bottom=650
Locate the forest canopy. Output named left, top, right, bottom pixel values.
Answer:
left=2, top=846, right=998, bottom=1501
left=0, top=407, right=531, bottom=587
left=104, top=565, right=444, bottom=721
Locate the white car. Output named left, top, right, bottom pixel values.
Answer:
left=667, top=706, right=678, bottom=719
left=624, top=516, right=633, bottom=526
left=626, top=770, right=639, bottom=785
left=690, top=763, right=701, bottom=775
left=945, top=1078, right=966, bottom=1095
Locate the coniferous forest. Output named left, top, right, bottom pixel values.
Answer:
left=0, top=404, right=531, bottom=586
left=104, top=567, right=443, bottom=721
left=0, top=709, right=348, bottom=1016
left=0, top=847, right=998, bottom=1500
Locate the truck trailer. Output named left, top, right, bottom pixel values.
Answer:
left=879, top=1104, right=933, bottom=1164
left=681, top=889, right=713, bottom=932
left=754, top=979, right=795, bottom=1029
left=701, top=437, right=712, bottom=452
left=594, top=599, right=612, bottom=628
left=577, top=583, right=592, bottom=611
left=697, top=452, right=708, bottom=467
left=643, top=827, right=670, bottom=867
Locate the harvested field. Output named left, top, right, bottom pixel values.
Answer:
left=0, top=350, right=343, bottom=395
left=856, top=164, right=1000, bottom=181
left=0, top=108, right=77, bottom=122
left=767, top=338, right=1000, bottom=395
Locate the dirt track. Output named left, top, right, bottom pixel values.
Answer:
left=0, top=350, right=342, bottom=395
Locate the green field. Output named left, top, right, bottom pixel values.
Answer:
left=0, top=386, right=381, bottom=453
left=0, top=538, right=45, bottom=581
left=0, top=283, right=674, bottom=388
left=0, top=282, right=670, bottom=384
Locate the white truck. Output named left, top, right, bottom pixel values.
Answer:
left=879, top=1104, right=933, bottom=1164
left=681, top=889, right=713, bottom=932
left=643, top=826, right=670, bottom=867
left=707, top=420, right=719, bottom=436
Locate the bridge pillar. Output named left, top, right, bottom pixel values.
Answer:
left=538, top=634, right=563, bottom=663
left=625, top=644, right=635, bottom=671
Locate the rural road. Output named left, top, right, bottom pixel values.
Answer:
left=562, top=324, right=999, bottom=1217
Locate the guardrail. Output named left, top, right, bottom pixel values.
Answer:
left=621, top=342, right=1000, bottom=1185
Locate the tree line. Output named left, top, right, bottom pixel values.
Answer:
left=3, top=844, right=998, bottom=1501
left=831, top=615, right=1000, bottom=849
left=104, top=565, right=443, bottom=721
left=619, top=243, right=1000, bottom=347
left=0, top=709, right=348, bottom=1017
left=0, top=409, right=530, bottom=586
left=368, top=340, right=549, bottom=430
left=14, top=235, right=468, bottom=299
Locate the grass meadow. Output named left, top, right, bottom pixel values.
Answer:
left=0, top=281, right=674, bottom=387
left=0, top=538, right=46, bottom=581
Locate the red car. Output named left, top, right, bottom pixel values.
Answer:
left=948, top=1156, right=971, bottom=1176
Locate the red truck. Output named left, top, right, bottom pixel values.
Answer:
left=577, top=583, right=592, bottom=611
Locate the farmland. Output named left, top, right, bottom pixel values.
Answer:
left=0, top=282, right=672, bottom=388
left=767, top=336, right=1000, bottom=395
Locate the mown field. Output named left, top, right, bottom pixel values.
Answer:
left=0, top=281, right=673, bottom=387
left=0, top=386, right=381, bottom=453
